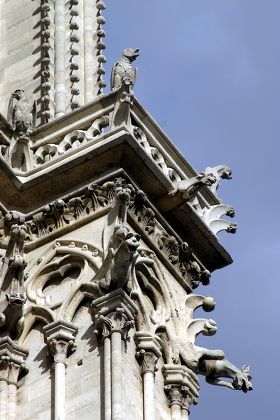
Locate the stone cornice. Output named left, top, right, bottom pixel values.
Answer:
left=0, top=173, right=231, bottom=276
left=0, top=94, right=233, bottom=270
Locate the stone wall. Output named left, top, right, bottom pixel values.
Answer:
left=0, top=0, right=41, bottom=117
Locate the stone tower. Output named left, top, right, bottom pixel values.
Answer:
left=0, top=2, right=252, bottom=419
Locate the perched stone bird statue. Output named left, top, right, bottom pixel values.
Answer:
left=7, top=89, right=37, bottom=134
left=111, top=48, right=140, bottom=91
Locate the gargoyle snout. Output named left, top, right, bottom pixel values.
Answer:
left=123, top=48, right=140, bottom=61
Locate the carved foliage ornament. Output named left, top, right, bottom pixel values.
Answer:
left=0, top=178, right=208, bottom=291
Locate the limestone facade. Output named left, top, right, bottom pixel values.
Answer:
left=0, top=2, right=251, bottom=419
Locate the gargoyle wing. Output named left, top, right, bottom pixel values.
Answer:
left=110, top=62, right=118, bottom=90
left=7, top=95, right=16, bottom=127
left=32, top=99, right=37, bottom=129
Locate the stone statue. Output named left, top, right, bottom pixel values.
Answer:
left=7, top=89, right=37, bottom=134
left=204, top=165, right=232, bottom=194
left=95, top=227, right=141, bottom=291
left=199, top=359, right=252, bottom=392
left=111, top=48, right=140, bottom=91
left=169, top=173, right=217, bottom=201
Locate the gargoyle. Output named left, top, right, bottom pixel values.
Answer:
left=204, top=165, right=232, bottom=194
left=199, top=359, right=252, bottom=393
left=0, top=215, right=29, bottom=338
left=0, top=255, right=27, bottom=339
left=169, top=173, right=216, bottom=201
left=199, top=204, right=237, bottom=235
left=94, top=226, right=141, bottom=291
left=6, top=90, right=37, bottom=171
left=111, top=48, right=140, bottom=91
left=7, top=89, right=36, bottom=135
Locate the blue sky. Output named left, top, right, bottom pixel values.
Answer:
left=105, top=2, right=279, bottom=419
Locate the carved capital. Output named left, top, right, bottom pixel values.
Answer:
left=134, top=332, right=162, bottom=375
left=48, top=338, right=76, bottom=364
left=97, top=310, right=135, bottom=341
left=136, top=350, right=159, bottom=375
left=92, top=289, right=138, bottom=342
left=162, top=364, right=199, bottom=410
left=44, top=320, right=78, bottom=365
left=0, top=337, right=28, bottom=385
left=165, top=385, right=183, bottom=406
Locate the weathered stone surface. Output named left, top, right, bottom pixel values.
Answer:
left=0, top=2, right=251, bottom=419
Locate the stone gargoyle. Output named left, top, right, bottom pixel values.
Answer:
left=94, top=226, right=141, bottom=291
left=199, top=359, right=252, bottom=393
left=204, top=165, right=232, bottom=194
left=111, top=48, right=140, bottom=91
left=0, top=255, right=27, bottom=339
left=7, top=89, right=37, bottom=135
left=169, top=173, right=217, bottom=201
left=160, top=293, right=252, bottom=393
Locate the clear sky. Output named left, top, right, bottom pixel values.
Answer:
left=105, top=1, right=279, bottom=419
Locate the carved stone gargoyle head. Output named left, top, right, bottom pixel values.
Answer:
left=233, top=365, right=253, bottom=393
left=11, top=89, right=25, bottom=101
left=7, top=292, right=27, bottom=306
left=123, top=48, right=140, bottom=62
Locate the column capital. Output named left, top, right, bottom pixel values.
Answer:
left=43, top=320, right=78, bottom=364
left=164, top=384, right=184, bottom=407
left=0, top=337, right=28, bottom=385
left=135, top=332, right=163, bottom=375
left=92, top=289, right=138, bottom=341
left=162, top=364, right=199, bottom=409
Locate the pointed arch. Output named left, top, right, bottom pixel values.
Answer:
left=18, top=305, right=55, bottom=345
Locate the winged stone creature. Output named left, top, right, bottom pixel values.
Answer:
left=111, top=48, right=140, bottom=91
left=7, top=89, right=37, bottom=134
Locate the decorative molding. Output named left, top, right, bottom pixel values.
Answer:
left=67, top=0, right=81, bottom=112
left=0, top=177, right=209, bottom=291
left=96, top=0, right=107, bottom=94
left=40, top=0, right=55, bottom=123
left=132, top=121, right=182, bottom=185
left=34, top=114, right=109, bottom=165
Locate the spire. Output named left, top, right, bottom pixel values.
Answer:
left=0, top=0, right=107, bottom=124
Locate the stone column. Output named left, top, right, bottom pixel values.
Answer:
left=0, top=337, right=28, bottom=420
left=93, top=289, right=138, bottom=420
left=103, top=335, right=111, bottom=420
left=44, top=321, right=78, bottom=420
left=181, top=393, right=192, bottom=420
left=163, top=365, right=199, bottom=420
left=135, top=332, right=162, bottom=420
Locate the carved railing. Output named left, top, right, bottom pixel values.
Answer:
left=130, top=115, right=236, bottom=236
left=33, top=114, right=110, bottom=165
